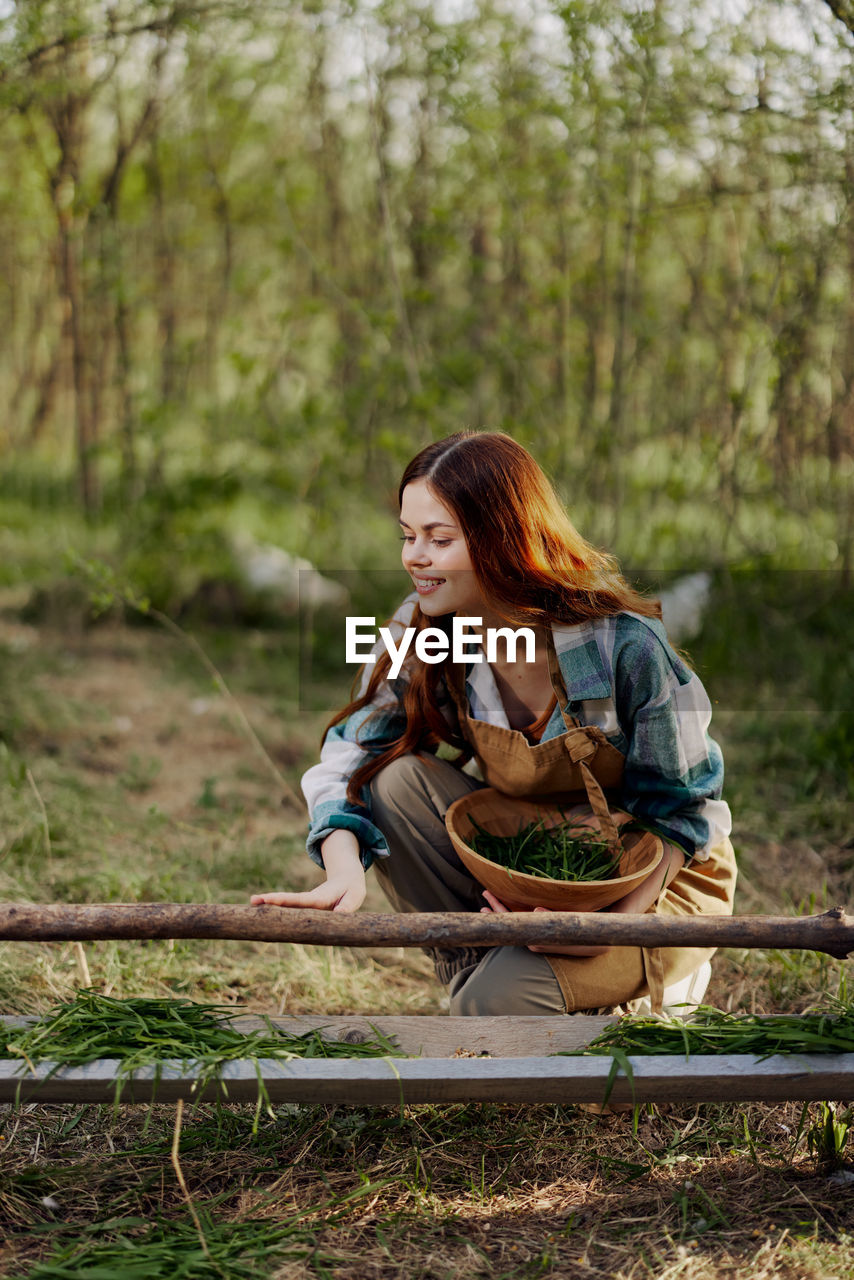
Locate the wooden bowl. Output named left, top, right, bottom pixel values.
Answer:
left=445, top=788, right=664, bottom=911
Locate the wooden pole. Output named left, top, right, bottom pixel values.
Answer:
left=0, top=904, right=851, bottom=958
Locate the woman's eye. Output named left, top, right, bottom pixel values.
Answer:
left=399, top=534, right=450, bottom=547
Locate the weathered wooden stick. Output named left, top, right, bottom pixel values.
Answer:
left=0, top=904, right=851, bottom=957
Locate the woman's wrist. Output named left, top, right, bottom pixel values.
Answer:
left=610, top=841, right=685, bottom=914
left=321, top=829, right=365, bottom=880
left=251, top=827, right=366, bottom=912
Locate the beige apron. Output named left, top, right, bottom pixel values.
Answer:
left=445, top=640, right=737, bottom=1012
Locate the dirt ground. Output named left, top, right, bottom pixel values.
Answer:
left=0, top=595, right=394, bottom=911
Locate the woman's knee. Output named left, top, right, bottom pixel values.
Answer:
left=448, top=947, right=566, bottom=1016
left=368, top=754, right=426, bottom=813
left=369, top=752, right=478, bottom=821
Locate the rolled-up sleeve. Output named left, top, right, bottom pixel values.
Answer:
left=301, top=596, right=416, bottom=870
left=613, top=617, right=731, bottom=861
left=302, top=701, right=407, bottom=870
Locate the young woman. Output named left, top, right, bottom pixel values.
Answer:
left=252, top=432, right=737, bottom=1016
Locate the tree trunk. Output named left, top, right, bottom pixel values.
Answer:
left=53, top=143, right=98, bottom=516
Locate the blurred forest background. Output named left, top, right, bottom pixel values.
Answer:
left=1, top=0, right=854, bottom=791
left=1, top=0, right=854, bottom=597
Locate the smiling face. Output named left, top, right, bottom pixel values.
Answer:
left=399, top=479, right=488, bottom=618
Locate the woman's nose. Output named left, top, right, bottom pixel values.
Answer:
left=403, top=539, right=430, bottom=566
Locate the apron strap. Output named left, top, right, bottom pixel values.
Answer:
left=576, top=758, right=622, bottom=853
left=561, top=729, right=622, bottom=852
left=642, top=943, right=667, bottom=1015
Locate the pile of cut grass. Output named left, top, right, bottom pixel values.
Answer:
left=468, top=813, right=623, bottom=881
left=577, top=999, right=854, bottom=1059
left=22, top=1216, right=336, bottom=1280
left=1, top=991, right=403, bottom=1108
left=566, top=997, right=854, bottom=1120
left=1, top=991, right=403, bottom=1070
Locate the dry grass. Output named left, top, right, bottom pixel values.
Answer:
left=1, top=1099, right=852, bottom=1278
left=1, top=608, right=852, bottom=1278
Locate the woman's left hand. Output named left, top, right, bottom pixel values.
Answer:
left=479, top=890, right=610, bottom=957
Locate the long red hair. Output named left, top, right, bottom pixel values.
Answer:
left=326, top=431, right=661, bottom=803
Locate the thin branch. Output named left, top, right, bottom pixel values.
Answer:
left=0, top=3, right=239, bottom=82
left=24, top=766, right=51, bottom=860
left=171, top=1099, right=218, bottom=1269
left=101, top=81, right=160, bottom=210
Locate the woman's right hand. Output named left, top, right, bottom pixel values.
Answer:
left=250, top=830, right=366, bottom=914
left=479, top=890, right=610, bottom=957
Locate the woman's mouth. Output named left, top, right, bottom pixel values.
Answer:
left=413, top=576, right=446, bottom=595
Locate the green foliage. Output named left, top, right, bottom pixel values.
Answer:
left=0, top=0, right=852, bottom=577
left=118, top=483, right=242, bottom=617
left=63, top=552, right=151, bottom=619
left=685, top=569, right=854, bottom=801
left=807, top=1101, right=852, bottom=1172
left=20, top=1196, right=378, bottom=1278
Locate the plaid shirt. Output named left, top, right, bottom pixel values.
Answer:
left=301, top=597, right=731, bottom=869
